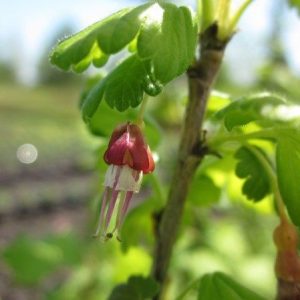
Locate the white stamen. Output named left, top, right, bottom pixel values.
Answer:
left=104, top=165, right=143, bottom=193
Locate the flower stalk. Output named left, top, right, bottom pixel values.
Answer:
left=136, top=97, right=149, bottom=129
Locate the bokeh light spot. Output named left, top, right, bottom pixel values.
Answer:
left=16, top=143, right=38, bottom=164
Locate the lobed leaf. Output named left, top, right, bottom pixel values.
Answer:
left=215, top=92, right=286, bottom=131
left=103, top=55, right=146, bottom=111
left=198, top=272, right=266, bottom=300
left=137, top=3, right=198, bottom=83
left=276, top=130, right=300, bottom=226
left=52, top=2, right=199, bottom=114
left=235, top=146, right=271, bottom=201
left=97, top=4, right=151, bottom=54
left=50, top=4, right=151, bottom=71
left=71, top=43, right=109, bottom=73
left=81, top=55, right=147, bottom=118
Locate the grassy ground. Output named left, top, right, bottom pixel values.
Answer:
left=0, top=83, right=99, bottom=212
left=0, top=83, right=96, bottom=172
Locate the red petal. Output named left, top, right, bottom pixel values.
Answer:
left=106, top=123, right=128, bottom=151
left=104, top=131, right=130, bottom=165
left=127, top=124, right=154, bottom=173
left=103, top=123, right=155, bottom=173
left=144, top=146, right=155, bottom=174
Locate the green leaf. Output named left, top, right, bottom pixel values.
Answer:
left=80, top=75, right=162, bottom=146
left=215, top=92, right=286, bottom=131
left=276, top=131, right=300, bottom=226
left=108, top=276, right=159, bottom=300
left=52, top=2, right=198, bottom=116
left=103, top=56, right=146, bottom=111
left=81, top=78, right=106, bottom=121
left=207, top=90, right=231, bottom=113
left=51, top=2, right=197, bottom=82
left=235, top=146, right=271, bottom=201
left=108, top=284, right=139, bottom=300
left=71, top=43, right=109, bottom=73
left=97, top=4, right=151, bottom=54
left=50, top=4, right=151, bottom=71
left=188, top=174, right=221, bottom=206
left=50, top=18, right=114, bottom=71
left=198, top=272, right=266, bottom=300
left=137, top=3, right=197, bottom=83
left=128, top=276, right=160, bottom=298
left=79, top=74, right=103, bottom=108
left=81, top=55, right=147, bottom=118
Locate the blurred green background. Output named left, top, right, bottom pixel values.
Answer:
left=1, top=0, right=300, bottom=299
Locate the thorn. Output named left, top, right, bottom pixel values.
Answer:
left=106, top=232, right=113, bottom=240
left=201, top=130, right=207, bottom=143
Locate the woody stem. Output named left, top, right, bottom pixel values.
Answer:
left=151, top=24, right=229, bottom=300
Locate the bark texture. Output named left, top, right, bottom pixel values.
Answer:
left=151, top=24, right=229, bottom=300
left=277, top=279, right=300, bottom=300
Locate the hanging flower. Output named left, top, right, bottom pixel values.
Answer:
left=94, top=122, right=155, bottom=241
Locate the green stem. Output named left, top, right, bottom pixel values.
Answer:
left=136, top=96, right=149, bottom=127
left=200, top=0, right=216, bottom=31
left=208, top=129, right=277, bottom=148
left=227, top=0, right=253, bottom=35
left=216, top=0, right=231, bottom=40
left=245, top=144, right=287, bottom=221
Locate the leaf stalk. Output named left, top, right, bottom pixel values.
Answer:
left=245, top=144, right=288, bottom=222
left=136, top=96, right=149, bottom=128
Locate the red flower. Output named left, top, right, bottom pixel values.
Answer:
left=94, top=122, right=155, bottom=241
left=104, top=123, right=155, bottom=174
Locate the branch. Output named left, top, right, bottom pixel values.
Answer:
left=151, top=24, right=229, bottom=299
